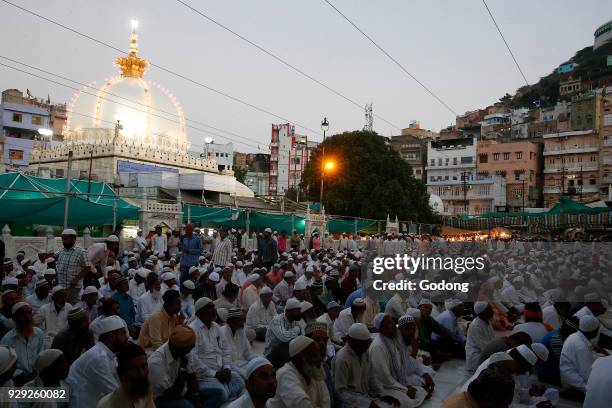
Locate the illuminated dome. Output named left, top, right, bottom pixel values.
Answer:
left=65, top=21, right=188, bottom=152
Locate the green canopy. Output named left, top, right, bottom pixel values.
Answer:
left=328, top=218, right=377, bottom=234
left=547, top=196, right=610, bottom=215
left=183, top=205, right=246, bottom=228
left=0, top=172, right=139, bottom=226
left=250, top=212, right=305, bottom=234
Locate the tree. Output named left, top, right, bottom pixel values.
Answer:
left=300, top=130, right=436, bottom=222
left=233, top=166, right=247, bottom=184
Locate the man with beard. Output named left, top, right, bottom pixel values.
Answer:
left=265, top=298, right=303, bottom=369
left=396, top=315, right=433, bottom=402
left=136, top=272, right=163, bottom=327
left=227, top=357, right=277, bottom=408
left=51, top=307, right=94, bottom=366
left=25, top=280, right=50, bottom=317
left=98, top=342, right=155, bottom=408
left=269, top=335, right=330, bottom=407
left=300, top=301, right=317, bottom=327
left=0, top=290, right=17, bottom=338
left=466, top=301, right=495, bottom=372
left=432, top=299, right=466, bottom=359
left=212, top=229, right=233, bottom=269
left=67, top=315, right=128, bottom=407
left=36, top=285, right=73, bottom=347
left=138, top=289, right=183, bottom=352
left=369, top=314, right=425, bottom=407
left=334, top=298, right=366, bottom=340
left=24, top=349, right=70, bottom=407
left=0, top=302, right=44, bottom=386
left=317, top=301, right=343, bottom=350
left=54, top=229, right=89, bottom=305
left=222, top=308, right=258, bottom=379
left=246, top=286, right=276, bottom=341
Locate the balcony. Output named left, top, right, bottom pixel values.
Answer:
left=543, top=146, right=599, bottom=156
left=425, top=162, right=475, bottom=171
left=543, top=185, right=599, bottom=194
left=543, top=163, right=598, bottom=173
left=602, top=175, right=612, bottom=184
left=603, top=138, right=612, bottom=147
left=542, top=129, right=595, bottom=139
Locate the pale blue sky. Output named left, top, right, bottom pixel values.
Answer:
left=1, top=0, right=610, bottom=152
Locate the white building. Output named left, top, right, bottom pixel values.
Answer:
left=245, top=171, right=269, bottom=196
left=594, top=19, right=612, bottom=50
left=201, top=142, right=234, bottom=172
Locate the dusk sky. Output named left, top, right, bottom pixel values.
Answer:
left=1, top=0, right=610, bottom=152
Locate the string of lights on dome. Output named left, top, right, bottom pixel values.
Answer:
left=0, top=0, right=324, bottom=137
left=173, top=0, right=401, bottom=132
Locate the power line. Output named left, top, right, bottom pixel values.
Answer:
left=0, top=0, right=322, bottom=136
left=174, top=0, right=401, bottom=131
left=322, top=0, right=458, bottom=116
left=481, top=0, right=529, bottom=86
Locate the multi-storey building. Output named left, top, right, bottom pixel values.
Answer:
left=480, top=112, right=511, bottom=140
left=476, top=140, right=542, bottom=211
left=268, top=123, right=317, bottom=196
left=600, top=87, right=612, bottom=198
left=571, top=93, right=602, bottom=131
left=399, top=121, right=439, bottom=139
left=543, top=129, right=600, bottom=206
left=389, top=133, right=428, bottom=182
left=200, top=142, right=234, bottom=172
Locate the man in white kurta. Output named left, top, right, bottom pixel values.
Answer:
left=35, top=286, right=73, bottom=347
left=584, top=355, right=612, bottom=408
left=334, top=298, right=366, bottom=340
left=560, top=315, right=600, bottom=391
left=221, top=308, right=259, bottom=379
left=465, top=302, right=495, bottom=372
left=245, top=287, right=276, bottom=341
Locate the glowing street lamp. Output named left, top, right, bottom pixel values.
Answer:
left=324, top=160, right=335, bottom=171
left=319, top=117, right=331, bottom=211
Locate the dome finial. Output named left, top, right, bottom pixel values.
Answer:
left=115, top=20, right=148, bottom=78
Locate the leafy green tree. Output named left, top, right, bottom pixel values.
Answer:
left=300, top=130, right=436, bottom=222
left=233, top=166, right=247, bottom=184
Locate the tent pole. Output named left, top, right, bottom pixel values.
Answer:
left=63, top=150, right=73, bottom=229
left=246, top=209, right=251, bottom=236
left=187, top=205, right=191, bottom=224
left=112, top=193, right=117, bottom=231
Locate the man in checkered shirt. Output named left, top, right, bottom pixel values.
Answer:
left=55, top=228, right=90, bottom=304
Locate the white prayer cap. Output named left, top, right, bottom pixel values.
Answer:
left=61, top=229, right=76, bottom=236
left=325, top=266, right=333, bottom=273
left=51, top=285, right=65, bottom=296
left=584, top=292, right=601, bottom=303
left=300, top=301, right=314, bottom=313
left=264, top=228, right=272, bottom=233
left=19, top=259, right=29, bottom=266
left=487, top=276, right=500, bottom=284
left=161, top=272, right=175, bottom=282
left=398, top=314, right=415, bottom=328
left=247, top=273, right=261, bottom=283
left=208, top=272, right=220, bottom=282
left=284, top=271, right=295, bottom=278
left=194, top=297, right=213, bottom=312
left=244, top=356, right=272, bottom=379
left=0, top=346, right=17, bottom=375
left=531, top=343, right=549, bottom=362
left=418, top=299, right=432, bottom=307
left=327, top=301, right=341, bottom=310
left=285, top=298, right=301, bottom=311
left=127, top=268, right=136, bottom=278
left=289, top=335, right=314, bottom=357
left=305, top=266, right=314, bottom=273
left=44, top=258, right=54, bottom=264
left=352, top=298, right=366, bottom=307
left=105, top=266, right=114, bottom=273
left=182, top=280, right=195, bottom=290
left=406, top=308, right=421, bottom=319
left=35, top=349, right=64, bottom=373
left=373, top=313, right=386, bottom=330
left=198, top=256, right=205, bottom=261
left=489, top=352, right=513, bottom=364
left=348, top=323, right=371, bottom=341
left=11, top=302, right=30, bottom=315
left=236, top=261, right=243, bottom=267
left=82, top=286, right=98, bottom=295
left=515, top=344, right=537, bottom=366
left=136, top=269, right=148, bottom=278
left=474, top=301, right=488, bottom=315
left=144, top=260, right=154, bottom=267
left=445, top=299, right=463, bottom=310
left=579, top=315, right=600, bottom=332
left=260, top=286, right=272, bottom=295
left=106, top=234, right=119, bottom=243
left=44, top=269, right=56, bottom=276
left=293, top=280, right=307, bottom=291
left=97, top=316, right=125, bottom=335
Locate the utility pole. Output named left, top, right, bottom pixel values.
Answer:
left=522, top=176, right=526, bottom=213
left=86, top=150, right=93, bottom=201
left=462, top=171, right=468, bottom=215
left=579, top=164, right=583, bottom=202
left=63, top=150, right=73, bottom=229
left=561, top=167, right=566, bottom=197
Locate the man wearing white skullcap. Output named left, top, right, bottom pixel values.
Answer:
left=56, top=228, right=88, bottom=305
left=385, top=292, right=409, bottom=321
left=396, top=314, right=434, bottom=400
left=264, top=298, right=303, bottom=369
left=316, top=301, right=343, bottom=349
left=334, top=297, right=367, bottom=340
left=36, top=285, right=73, bottom=347
left=66, top=315, right=128, bottom=408
left=273, top=270, right=295, bottom=309
left=560, top=314, right=601, bottom=394
left=574, top=292, right=607, bottom=320
left=432, top=299, right=466, bottom=359
left=24, top=348, right=69, bottom=390
left=584, top=354, right=612, bottom=408
left=129, top=268, right=147, bottom=301
left=245, top=286, right=276, bottom=341
left=465, top=301, right=495, bottom=372
left=268, top=335, right=330, bottom=407
left=241, top=273, right=264, bottom=311
left=227, top=357, right=277, bottom=408
left=221, top=308, right=259, bottom=379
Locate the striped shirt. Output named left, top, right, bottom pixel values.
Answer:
left=212, top=237, right=233, bottom=267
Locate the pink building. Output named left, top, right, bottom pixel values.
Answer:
left=476, top=140, right=542, bottom=211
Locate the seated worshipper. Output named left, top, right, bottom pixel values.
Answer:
left=189, top=297, right=244, bottom=408
left=180, top=280, right=196, bottom=320
left=560, top=314, right=602, bottom=399
left=477, top=331, right=532, bottom=366
left=148, top=325, right=202, bottom=408
left=138, top=289, right=183, bottom=352
left=574, top=292, right=607, bottom=319
left=385, top=293, right=409, bottom=321
left=66, top=316, right=129, bottom=408
left=77, top=285, right=100, bottom=322
left=542, top=301, right=571, bottom=331
left=334, top=323, right=398, bottom=407
left=42, top=268, right=57, bottom=288
left=50, top=307, right=95, bottom=366
left=222, top=308, right=258, bottom=378
left=317, top=301, right=343, bottom=349
left=227, top=357, right=277, bottom=408
left=267, top=336, right=331, bottom=407
left=0, top=345, right=16, bottom=390
left=291, top=279, right=309, bottom=302
left=584, top=355, right=612, bottom=408
left=161, top=271, right=179, bottom=295
left=35, top=285, right=73, bottom=347
left=136, top=272, right=163, bottom=327
left=216, top=266, right=235, bottom=299
left=0, top=290, right=17, bottom=338
left=432, top=299, right=466, bottom=359
left=264, top=298, right=303, bottom=369
left=466, top=301, right=495, bottom=372
left=442, top=368, right=515, bottom=408
left=369, top=314, right=427, bottom=408
left=245, top=286, right=276, bottom=341
left=0, top=302, right=44, bottom=387
left=308, top=278, right=326, bottom=316
left=24, top=348, right=69, bottom=395
left=129, top=269, right=148, bottom=301
left=214, top=282, right=239, bottom=310
left=512, top=302, right=552, bottom=343
left=97, top=342, right=156, bottom=408
left=416, top=299, right=456, bottom=363
left=396, top=315, right=435, bottom=399
left=25, top=280, right=50, bottom=317
left=110, top=276, right=136, bottom=335
left=89, top=298, right=123, bottom=339
left=194, top=270, right=219, bottom=302
left=241, top=273, right=264, bottom=311
left=334, top=297, right=366, bottom=340
left=300, top=301, right=317, bottom=327
left=537, top=317, right=579, bottom=385
left=478, top=277, right=515, bottom=331
left=273, top=271, right=295, bottom=309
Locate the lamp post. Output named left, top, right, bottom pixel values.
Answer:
left=319, top=117, right=329, bottom=212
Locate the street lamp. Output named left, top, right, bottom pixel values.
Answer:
left=320, top=117, right=330, bottom=211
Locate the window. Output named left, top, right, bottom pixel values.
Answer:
left=438, top=158, right=442, bottom=166
left=460, top=156, right=473, bottom=164
left=516, top=152, right=523, bottom=160
left=453, top=157, right=458, bottom=165
left=515, top=171, right=524, bottom=181
left=479, top=154, right=488, bottom=163
left=8, top=150, right=23, bottom=161
left=590, top=178, right=596, bottom=185
left=430, top=159, right=435, bottom=166
left=12, top=113, right=22, bottom=122
left=31, top=116, right=43, bottom=125
left=493, top=153, right=499, bottom=161
left=79, top=171, right=88, bottom=179
left=503, top=152, right=510, bottom=160
left=55, top=168, right=64, bottom=177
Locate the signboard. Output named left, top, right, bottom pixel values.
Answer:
left=117, top=160, right=178, bottom=174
